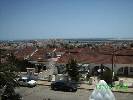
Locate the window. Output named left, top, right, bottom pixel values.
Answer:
left=130, top=67, right=133, bottom=72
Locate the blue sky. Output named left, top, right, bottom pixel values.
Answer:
left=0, top=0, right=133, bottom=40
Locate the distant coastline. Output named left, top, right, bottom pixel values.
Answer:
left=0, top=38, right=133, bottom=42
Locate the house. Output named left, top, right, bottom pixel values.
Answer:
left=56, top=47, right=133, bottom=76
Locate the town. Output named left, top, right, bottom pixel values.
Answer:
left=1, top=0, right=133, bottom=100
left=0, top=39, right=133, bottom=100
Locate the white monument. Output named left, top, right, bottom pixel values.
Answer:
left=89, top=80, right=115, bottom=100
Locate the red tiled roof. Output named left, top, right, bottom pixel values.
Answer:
left=55, top=48, right=66, bottom=52
left=15, top=47, right=133, bottom=64
left=57, top=48, right=133, bottom=64
left=30, top=48, right=55, bottom=61
left=14, top=46, right=35, bottom=60
left=30, top=48, right=46, bottom=61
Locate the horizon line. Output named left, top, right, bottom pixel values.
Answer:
left=1, top=37, right=133, bottom=41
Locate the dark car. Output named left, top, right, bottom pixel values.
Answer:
left=51, top=81, right=77, bottom=92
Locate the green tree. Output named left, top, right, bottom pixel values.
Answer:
left=0, top=65, right=19, bottom=86
left=15, top=59, right=30, bottom=72
left=100, top=68, right=113, bottom=85
left=8, top=52, right=16, bottom=65
left=0, top=49, right=22, bottom=100
left=130, top=43, right=133, bottom=47
left=66, top=58, right=80, bottom=82
left=0, top=64, right=21, bottom=100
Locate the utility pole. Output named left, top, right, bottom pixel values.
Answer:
left=111, top=47, right=116, bottom=84
left=111, top=51, right=114, bottom=84
left=112, top=49, right=115, bottom=72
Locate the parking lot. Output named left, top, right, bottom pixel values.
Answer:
left=15, top=85, right=133, bottom=100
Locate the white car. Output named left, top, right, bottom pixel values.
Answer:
left=27, top=80, right=37, bottom=87
left=18, top=77, right=37, bottom=87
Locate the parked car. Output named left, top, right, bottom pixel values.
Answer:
left=51, top=81, right=77, bottom=92
left=18, top=77, right=37, bottom=87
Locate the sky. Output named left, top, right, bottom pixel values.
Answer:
left=0, top=0, right=133, bottom=40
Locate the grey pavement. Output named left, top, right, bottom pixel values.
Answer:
left=37, top=80, right=133, bottom=93
left=15, top=85, right=133, bottom=100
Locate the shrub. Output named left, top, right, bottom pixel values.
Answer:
left=86, top=73, right=91, bottom=81
left=113, top=75, right=119, bottom=81
left=66, top=58, right=80, bottom=82
left=100, top=69, right=113, bottom=85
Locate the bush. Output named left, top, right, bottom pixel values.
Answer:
left=113, top=75, right=119, bottom=81
left=66, top=58, right=80, bottom=82
left=1, top=86, right=22, bottom=100
left=1, top=93, right=22, bottom=100
left=86, top=73, right=91, bottom=81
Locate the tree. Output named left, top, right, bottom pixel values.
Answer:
left=8, top=52, right=16, bottom=65
left=100, top=68, right=113, bottom=85
left=0, top=49, right=22, bottom=100
left=130, top=43, right=133, bottom=47
left=15, top=59, right=31, bottom=72
left=0, top=49, right=19, bottom=88
left=0, top=64, right=21, bottom=100
left=66, top=58, right=80, bottom=82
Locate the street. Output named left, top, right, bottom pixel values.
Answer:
left=15, top=85, right=133, bottom=100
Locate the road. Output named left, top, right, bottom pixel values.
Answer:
left=15, top=85, right=133, bottom=100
